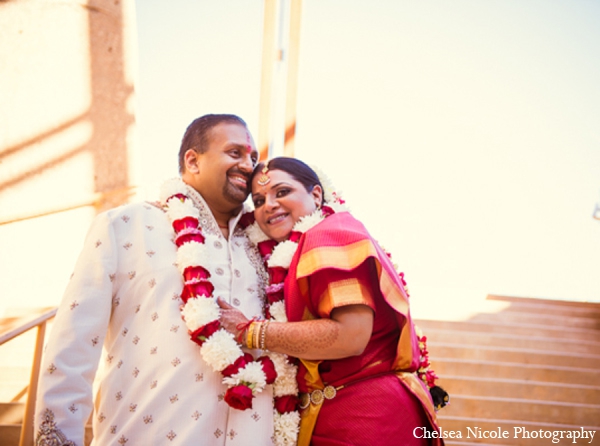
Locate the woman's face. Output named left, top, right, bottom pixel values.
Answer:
left=251, top=169, right=322, bottom=242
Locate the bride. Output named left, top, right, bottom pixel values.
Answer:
left=219, top=157, right=446, bottom=446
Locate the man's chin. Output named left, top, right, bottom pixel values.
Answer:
left=224, top=186, right=249, bottom=206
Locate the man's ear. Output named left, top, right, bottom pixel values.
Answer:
left=183, top=149, right=200, bottom=174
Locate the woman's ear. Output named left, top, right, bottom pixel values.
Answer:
left=183, top=149, right=200, bottom=174
left=312, top=184, right=323, bottom=208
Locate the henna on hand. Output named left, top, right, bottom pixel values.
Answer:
left=268, top=319, right=339, bottom=356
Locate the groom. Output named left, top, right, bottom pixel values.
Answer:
left=34, top=114, right=275, bottom=445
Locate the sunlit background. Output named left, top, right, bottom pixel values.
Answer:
left=1, top=0, right=599, bottom=319
left=135, top=0, right=600, bottom=312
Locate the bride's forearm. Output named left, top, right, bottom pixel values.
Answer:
left=264, top=306, right=373, bottom=360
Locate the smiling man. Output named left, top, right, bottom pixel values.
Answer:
left=34, top=114, right=276, bottom=445
left=180, top=116, right=258, bottom=237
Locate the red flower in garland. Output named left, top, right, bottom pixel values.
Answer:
left=221, top=353, right=254, bottom=377
left=190, top=320, right=221, bottom=347
left=224, top=385, right=254, bottom=410
left=274, top=395, right=299, bottom=414
left=173, top=216, right=199, bottom=232
left=257, top=239, right=278, bottom=259
left=256, top=356, right=277, bottom=384
left=268, top=267, right=287, bottom=284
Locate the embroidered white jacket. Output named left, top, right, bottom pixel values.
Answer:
left=34, top=188, right=274, bottom=446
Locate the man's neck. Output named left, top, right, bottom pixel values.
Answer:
left=210, top=205, right=241, bottom=228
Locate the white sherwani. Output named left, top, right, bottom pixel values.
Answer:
left=34, top=186, right=274, bottom=445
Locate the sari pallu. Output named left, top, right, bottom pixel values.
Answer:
left=284, top=212, right=443, bottom=446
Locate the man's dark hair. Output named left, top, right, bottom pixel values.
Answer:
left=178, top=114, right=247, bottom=173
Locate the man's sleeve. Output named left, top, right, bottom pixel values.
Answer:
left=34, top=211, right=117, bottom=445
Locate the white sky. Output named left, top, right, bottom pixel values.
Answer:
left=134, top=0, right=600, bottom=304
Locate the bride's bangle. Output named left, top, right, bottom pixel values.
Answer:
left=246, top=322, right=256, bottom=349
left=259, top=320, right=270, bottom=351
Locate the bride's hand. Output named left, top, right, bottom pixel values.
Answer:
left=217, top=297, right=250, bottom=342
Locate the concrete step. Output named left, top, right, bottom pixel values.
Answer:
left=487, top=295, right=600, bottom=317
left=0, top=403, right=23, bottom=424
left=416, top=318, right=599, bottom=341
left=0, top=425, right=20, bottom=446
left=433, top=358, right=600, bottom=386
left=428, top=342, right=600, bottom=369
left=440, top=375, right=600, bottom=405
left=438, top=415, right=600, bottom=446
left=468, top=310, right=600, bottom=330
left=414, top=327, right=600, bottom=355
left=0, top=403, right=22, bottom=446
left=441, top=394, right=600, bottom=427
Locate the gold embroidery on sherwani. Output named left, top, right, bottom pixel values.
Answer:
left=36, top=409, right=75, bottom=446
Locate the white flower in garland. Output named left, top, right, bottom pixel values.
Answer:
left=246, top=220, right=271, bottom=244
left=269, top=301, right=287, bottom=323
left=200, top=330, right=243, bottom=372
left=268, top=240, right=299, bottom=269
left=176, top=243, right=211, bottom=273
left=223, top=361, right=268, bottom=389
left=181, top=298, right=221, bottom=331
left=309, top=163, right=349, bottom=213
left=274, top=411, right=301, bottom=446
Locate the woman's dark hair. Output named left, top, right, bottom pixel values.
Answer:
left=178, top=114, right=247, bottom=173
left=249, top=157, right=324, bottom=205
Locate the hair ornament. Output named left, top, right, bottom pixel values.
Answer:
left=309, top=164, right=349, bottom=213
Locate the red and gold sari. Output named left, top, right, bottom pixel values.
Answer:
left=285, top=212, right=443, bottom=446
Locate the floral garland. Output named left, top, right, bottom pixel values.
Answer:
left=245, top=209, right=328, bottom=445
left=160, top=178, right=277, bottom=411
left=244, top=166, right=349, bottom=445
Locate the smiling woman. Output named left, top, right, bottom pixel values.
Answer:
left=219, top=157, right=445, bottom=446
left=251, top=161, right=323, bottom=242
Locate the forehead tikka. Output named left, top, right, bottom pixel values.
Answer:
left=245, top=130, right=253, bottom=153
left=257, top=165, right=271, bottom=186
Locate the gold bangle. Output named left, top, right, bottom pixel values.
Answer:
left=253, top=321, right=262, bottom=350
left=246, top=322, right=256, bottom=349
left=259, top=320, right=270, bottom=350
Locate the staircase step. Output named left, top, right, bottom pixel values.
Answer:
left=0, top=425, right=20, bottom=446
left=416, top=319, right=598, bottom=341
left=487, top=295, right=600, bottom=317
left=433, top=358, right=600, bottom=385
left=440, top=375, right=600, bottom=405
left=468, top=310, right=600, bottom=330
left=428, top=343, right=600, bottom=369
left=438, top=415, right=600, bottom=446
left=415, top=327, right=600, bottom=355
left=441, top=394, right=600, bottom=426
left=0, top=403, right=23, bottom=424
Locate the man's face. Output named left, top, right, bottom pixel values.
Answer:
left=193, top=123, right=258, bottom=210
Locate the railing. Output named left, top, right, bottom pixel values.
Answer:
left=0, top=308, right=57, bottom=446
